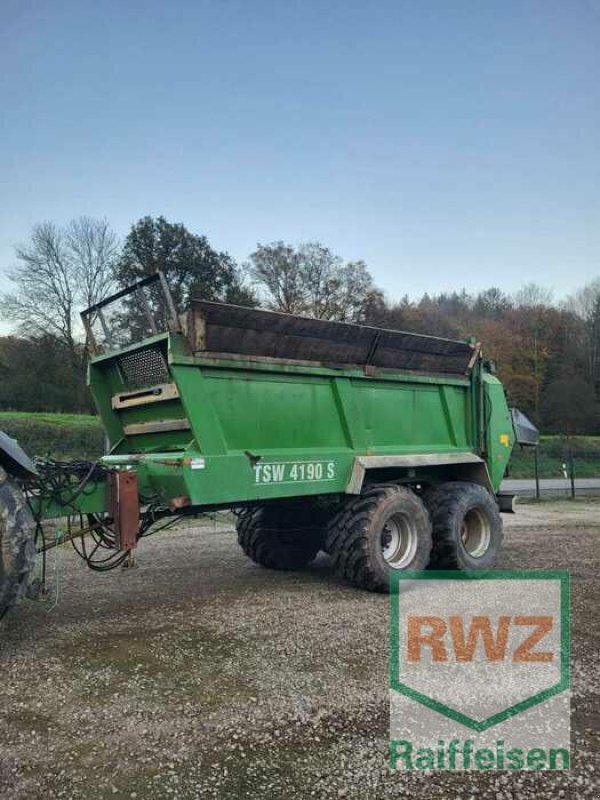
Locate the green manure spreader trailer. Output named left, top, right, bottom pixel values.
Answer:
left=0, top=273, right=536, bottom=618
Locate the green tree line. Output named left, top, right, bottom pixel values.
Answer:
left=1, top=215, right=598, bottom=434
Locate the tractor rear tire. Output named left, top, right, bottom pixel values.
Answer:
left=325, top=484, right=432, bottom=592
left=426, top=481, right=503, bottom=570
left=0, top=468, right=36, bottom=620
left=236, top=502, right=326, bottom=571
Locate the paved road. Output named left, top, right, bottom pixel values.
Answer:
left=502, top=477, right=600, bottom=495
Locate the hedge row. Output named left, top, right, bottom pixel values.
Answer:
left=0, top=415, right=104, bottom=461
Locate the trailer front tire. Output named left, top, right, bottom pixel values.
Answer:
left=236, top=503, right=325, bottom=571
left=325, top=485, right=432, bottom=592
left=0, top=468, right=35, bottom=619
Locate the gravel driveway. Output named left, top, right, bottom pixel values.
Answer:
left=0, top=500, right=598, bottom=799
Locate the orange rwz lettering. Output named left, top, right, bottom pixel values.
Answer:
left=512, top=616, right=554, bottom=662
left=407, top=616, right=448, bottom=662
left=406, top=614, right=556, bottom=663
left=449, top=615, right=511, bottom=662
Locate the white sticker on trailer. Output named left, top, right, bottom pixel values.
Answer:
left=253, top=461, right=336, bottom=485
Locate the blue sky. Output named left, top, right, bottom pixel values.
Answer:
left=1, top=0, right=598, bottom=301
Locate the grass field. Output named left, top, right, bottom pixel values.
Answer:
left=0, top=412, right=598, bottom=477
left=0, top=411, right=99, bottom=427
left=510, top=435, right=600, bottom=479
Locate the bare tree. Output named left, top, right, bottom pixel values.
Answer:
left=514, top=282, right=554, bottom=308
left=301, top=243, right=343, bottom=319
left=248, top=241, right=380, bottom=322
left=565, top=278, right=600, bottom=392
left=0, top=217, right=119, bottom=355
left=248, top=242, right=305, bottom=314
left=66, top=217, right=119, bottom=309
left=335, top=260, right=382, bottom=323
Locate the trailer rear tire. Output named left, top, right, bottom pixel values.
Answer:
left=325, top=485, right=432, bottom=592
left=0, top=468, right=35, bottom=620
left=426, top=481, right=503, bottom=570
left=236, top=503, right=325, bottom=571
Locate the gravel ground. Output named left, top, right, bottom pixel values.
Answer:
left=0, top=500, right=598, bottom=799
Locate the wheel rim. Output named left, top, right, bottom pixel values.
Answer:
left=380, top=513, right=418, bottom=568
left=461, top=508, right=491, bottom=557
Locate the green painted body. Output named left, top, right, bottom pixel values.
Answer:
left=77, top=329, right=515, bottom=513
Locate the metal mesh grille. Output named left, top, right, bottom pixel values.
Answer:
left=117, top=347, right=169, bottom=388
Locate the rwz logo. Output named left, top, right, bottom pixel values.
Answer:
left=389, top=571, right=570, bottom=755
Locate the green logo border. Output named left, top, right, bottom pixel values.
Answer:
left=390, top=570, right=570, bottom=732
